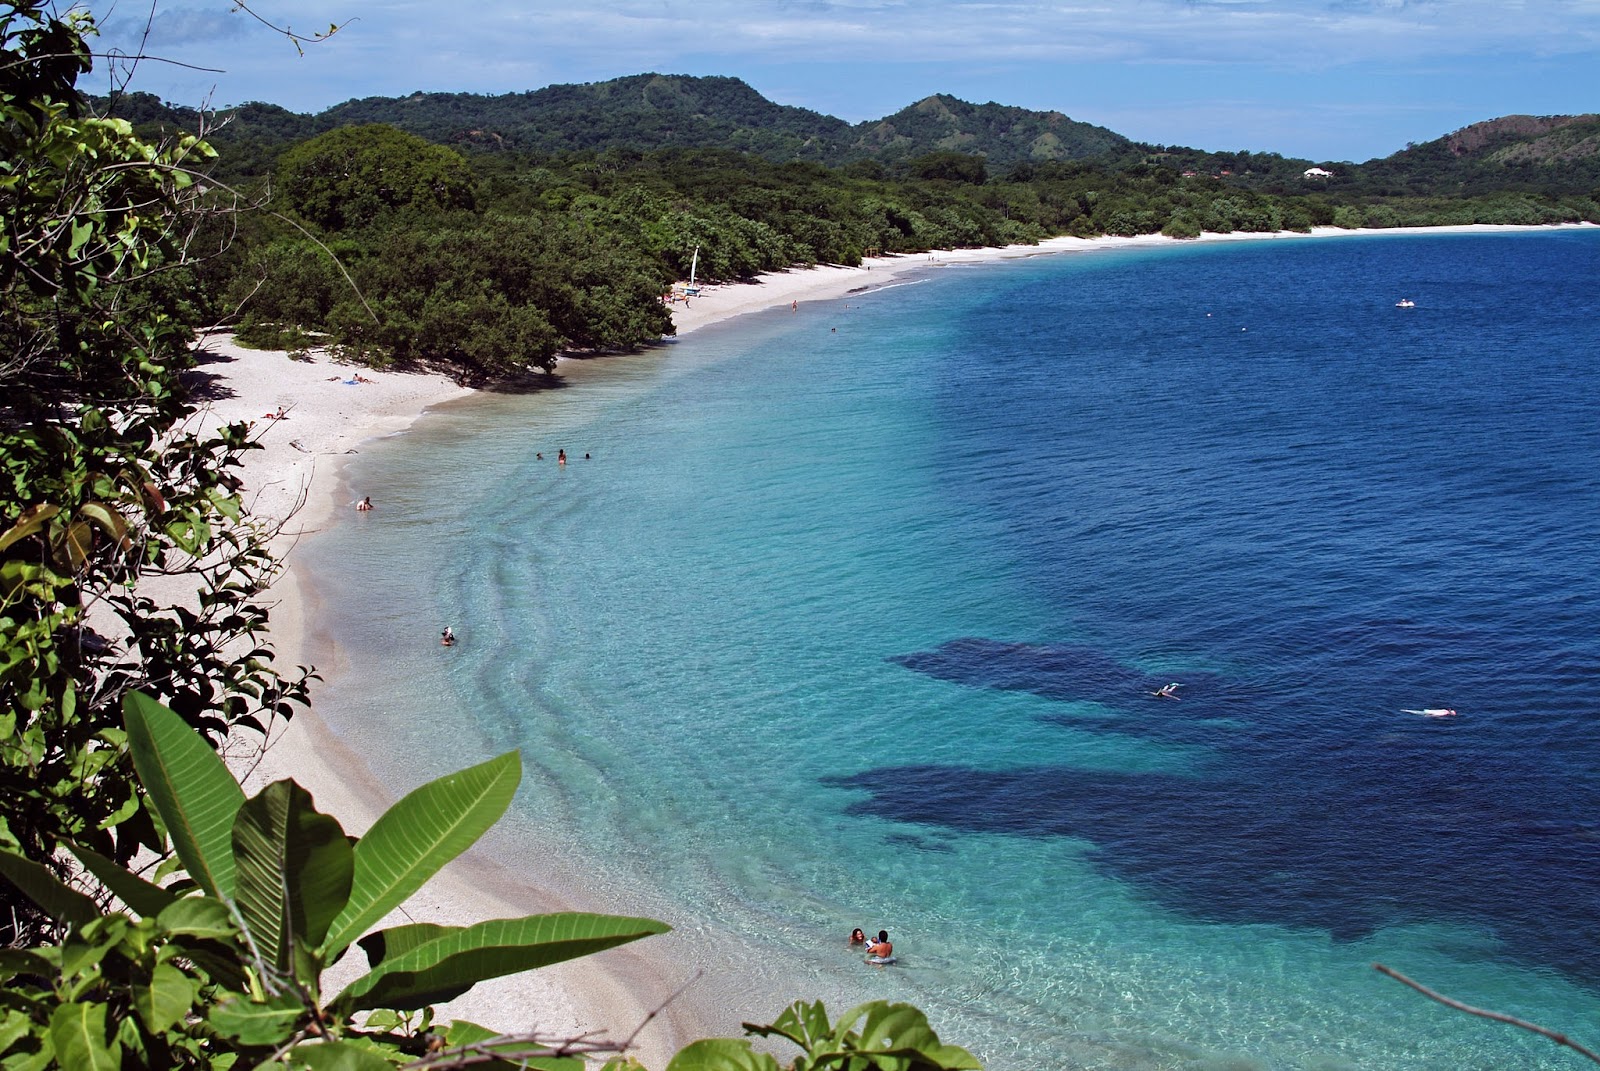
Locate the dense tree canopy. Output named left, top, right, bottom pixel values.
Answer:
left=276, top=124, right=476, bottom=230
left=1, top=0, right=307, bottom=918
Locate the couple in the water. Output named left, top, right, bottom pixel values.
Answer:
left=849, top=927, right=894, bottom=964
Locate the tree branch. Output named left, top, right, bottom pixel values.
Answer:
left=1373, top=964, right=1600, bottom=1066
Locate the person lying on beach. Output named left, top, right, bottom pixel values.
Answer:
left=849, top=928, right=866, bottom=946
left=263, top=407, right=288, bottom=420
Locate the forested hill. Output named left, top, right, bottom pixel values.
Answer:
left=109, top=75, right=1599, bottom=197
left=1355, top=114, right=1600, bottom=196
left=841, top=94, right=1132, bottom=167
left=107, top=73, right=1132, bottom=172
left=320, top=74, right=852, bottom=159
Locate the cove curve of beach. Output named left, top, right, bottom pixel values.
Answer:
left=208, top=222, right=1597, bottom=1068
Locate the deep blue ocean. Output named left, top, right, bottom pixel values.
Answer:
left=303, top=229, right=1600, bottom=1070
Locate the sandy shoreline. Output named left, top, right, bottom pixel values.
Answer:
left=201, top=221, right=1592, bottom=1066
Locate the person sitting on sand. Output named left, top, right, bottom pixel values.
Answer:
left=441, top=627, right=456, bottom=647
left=849, top=928, right=866, bottom=946
left=866, top=930, right=892, bottom=960
left=355, top=496, right=373, bottom=512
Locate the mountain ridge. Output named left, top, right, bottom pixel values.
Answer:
left=106, top=74, right=1600, bottom=194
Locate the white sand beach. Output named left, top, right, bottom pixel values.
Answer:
left=199, top=220, right=1593, bottom=1066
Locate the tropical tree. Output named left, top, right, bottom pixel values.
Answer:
left=1, top=0, right=310, bottom=915
left=0, top=692, right=669, bottom=1070
left=276, top=125, right=476, bottom=232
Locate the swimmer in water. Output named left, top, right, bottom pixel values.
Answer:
left=1151, top=682, right=1181, bottom=699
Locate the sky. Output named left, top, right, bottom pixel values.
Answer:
left=83, top=0, right=1600, bottom=163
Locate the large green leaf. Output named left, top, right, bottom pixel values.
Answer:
left=155, top=896, right=236, bottom=940
left=206, top=994, right=307, bottom=1046
left=0, top=849, right=98, bottom=928
left=838, top=1002, right=982, bottom=1070
left=332, top=912, right=669, bottom=1013
left=320, top=751, right=521, bottom=959
left=232, top=779, right=353, bottom=975
left=132, top=962, right=195, bottom=1034
left=664, top=1039, right=781, bottom=1071
left=67, top=844, right=177, bottom=919
left=0, top=948, right=55, bottom=981
left=48, top=1002, right=120, bottom=1071
left=123, top=691, right=245, bottom=900
left=288, top=1040, right=397, bottom=1071
left=356, top=921, right=455, bottom=966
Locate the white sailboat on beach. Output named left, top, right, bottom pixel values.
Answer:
left=685, top=244, right=701, bottom=296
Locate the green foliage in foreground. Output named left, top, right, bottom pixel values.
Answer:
left=1, top=0, right=309, bottom=906
left=667, top=999, right=981, bottom=1071
left=0, top=692, right=669, bottom=1069
left=0, top=693, right=980, bottom=1071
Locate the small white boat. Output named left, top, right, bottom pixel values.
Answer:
left=1395, top=298, right=1416, bottom=308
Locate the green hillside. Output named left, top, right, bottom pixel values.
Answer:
left=1356, top=114, right=1600, bottom=196
left=100, top=76, right=1600, bottom=204
left=842, top=93, right=1133, bottom=167
left=104, top=74, right=1136, bottom=175
left=318, top=74, right=850, bottom=158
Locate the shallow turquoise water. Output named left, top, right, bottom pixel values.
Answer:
left=303, top=230, right=1600, bottom=1069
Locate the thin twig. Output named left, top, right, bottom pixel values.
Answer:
left=1374, top=964, right=1600, bottom=1065
left=620, top=969, right=702, bottom=1052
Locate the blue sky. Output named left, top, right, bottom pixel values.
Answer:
left=88, top=0, right=1599, bottom=163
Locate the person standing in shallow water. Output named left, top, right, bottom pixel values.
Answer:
left=866, top=930, right=892, bottom=962
left=557, top=449, right=566, bottom=466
